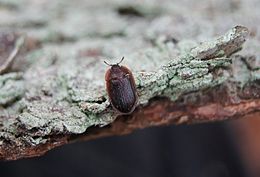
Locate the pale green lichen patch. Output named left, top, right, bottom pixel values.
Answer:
left=134, top=52, right=232, bottom=104
left=191, top=26, right=249, bottom=60
left=251, top=70, right=260, bottom=81
left=79, top=101, right=110, bottom=114
left=18, top=101, right=89, bottom=135
left=0, top=73, right=25, bottom=105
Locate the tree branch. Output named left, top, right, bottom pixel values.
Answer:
left=0, top=26, right=259, bottom=161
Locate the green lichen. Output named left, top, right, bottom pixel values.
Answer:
left=0, top=19, right=253, bottom=150
left=0, top=73, right=25, bottom=105
left=251, top=70, right=260, bottom=81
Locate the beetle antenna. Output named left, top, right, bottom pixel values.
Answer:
left=117, top=57, right=124, bottom=65
left=104, top=60, right=112, bottom=66
left=104, top=57, right=124, bottom=66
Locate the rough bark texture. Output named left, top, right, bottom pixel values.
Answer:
left=0, top=0, right=259, bottom=160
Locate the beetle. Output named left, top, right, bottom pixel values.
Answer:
left=104, top=57, right=138, bottom=115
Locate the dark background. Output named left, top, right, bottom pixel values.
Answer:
left=0, top=122, right=247, bottom=177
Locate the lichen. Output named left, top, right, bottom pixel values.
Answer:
left=0, top=0, right=255, bottom=150
left=0, top=72, right=25, bottom=105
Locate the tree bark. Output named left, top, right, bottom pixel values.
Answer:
left=0, top=1, right=259, bottom=161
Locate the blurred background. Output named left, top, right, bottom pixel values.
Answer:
left=0, top=0, right=259, bottom=177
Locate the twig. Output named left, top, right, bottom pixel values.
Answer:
left=0, top=36, right=25, bottom=75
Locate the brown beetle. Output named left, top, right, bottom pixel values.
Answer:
left=104, top=57, right=138, bottom=115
